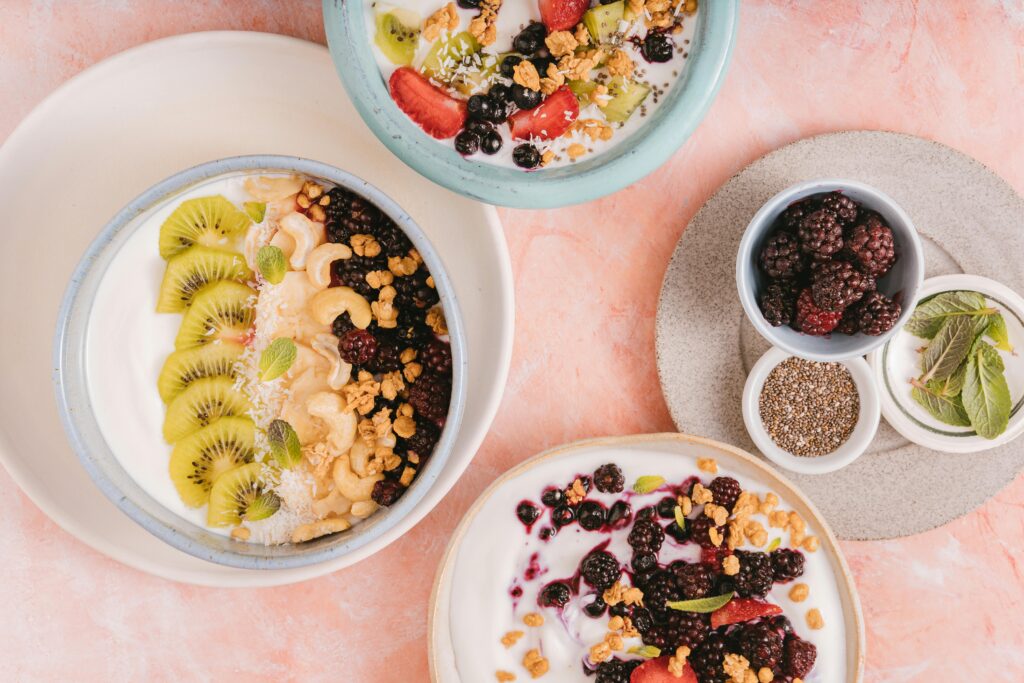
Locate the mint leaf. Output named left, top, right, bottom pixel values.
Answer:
left=919, top=316, right=977, bottom=383
left=633, top=475, right=665, bottom=494
left=627, top=645, right=661, bottom=658
left=906, top=291, right=993, bottom=339
left=259, top=337, right=297, bottom=381
left=962, top=342, right=1011, bottom=439
left=257, top=245, right=287, bottom=285
left=766, top=537, right=781, bottom=552
left=267, top=419, right=302, bottom=468
left=986, top=313, right=1015, bottom=353
left=244, top=201, right=267, bottom=223
left=666, top=592, right=734, bottom=613
left=911, top=382, right=971, bottom=427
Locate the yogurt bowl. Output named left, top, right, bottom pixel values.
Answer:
left=323, top=0, right=739, bottom=208
left=54, top=155, right=466, bottom=569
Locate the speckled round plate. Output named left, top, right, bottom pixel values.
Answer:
left=656, top=131, right=1024, bottom=540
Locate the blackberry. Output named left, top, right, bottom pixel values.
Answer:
left=656, top=496, right=678, bottom=519
left=593, top=463, right=625, bottom=493
left=583, top=594, right=608, bottom=618
left=577, top=501, right=607, bottom=531
left=673, top=562, right=713, bottom=599
left=810, top=260, right=874, bottom=312
left=765, top=615, right=793, bottom=636
left=835, top=306, right=860, bottom=335
left=408, top=373, right=451, bottom=423
left=517, top=501, right=541, bottom=527
left=631, top=551, right=658, bottom=574
left=759, top=232, right=806, bottom=279
left=641, top=32, right=674, bottom=62
left=688, top=516, right=718, bottom=549
left=820, top=191, right=859, bottom=225
left=759, top=279, right=799, bottom=327
left=708, top=476, right=742, bottom=510
left=733, top=623, right=784, bottom=669
left=631, top=607, right=655, bottom=633
left=371, top=218, right=414, bottom=257
left=393, top=271, right=440, bottom=310
left=391, top=318, right=431, bottom=345
left=770, top=548, right=805, bottom=582
left=783, top=636, right=817, bottom=678
left=330, top=256, right=380, bottom=297
left=797, top=209, right=844, bottom=261
left=794, top=288, right=842, bottom=336
left=733, top=550, right=774, bottom=598
left=855, top=290, right=901, bottom=335
left=400, top=419, right=439, bottom=458
left=371, top=480, right=403, bottom=506
left=846, top=214, right=896, bottom=277
left=779, top=198, right=817, bottom=231
left=606, top=501, right=632, bottom=529
left=539, top=527, right=556, bottom=541
left=324, top=187, right=382, bottom=243
left=331, top=313, right=357, bottom=339
left=541, top=488, right=565, bottom=507
left=580, top=551, right=621, bottom=590
left=538, top=581, right=572, bottom=608
left=594, top=658, right=642, bottom=683
left=552, top=505, right=575, bottom=527
left=420, top=338, right=452, bottom=375
left=627, top=517, right=665, bottom=555
left=456, top=0, right=480, bottom=7
left=338, top=329, right=378, bottom=365
left=639, top=570, right=680, bottom=619
left=691, top=633, right=728, bottom=683
left=366, top=341, right=402, bottom=374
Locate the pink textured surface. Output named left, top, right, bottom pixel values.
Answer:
left=2, top=0, right=1023, bottom=681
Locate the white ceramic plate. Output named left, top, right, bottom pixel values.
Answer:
left=0, top=32, right=513, bottom=587
left=868, top=274, right=1024, bottom=453
left=428, top=434, right=865, bottom=683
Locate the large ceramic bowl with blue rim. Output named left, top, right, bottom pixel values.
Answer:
left=53, top=155, right=467, bottom=569
left=322, top=0, right=739, bottom=208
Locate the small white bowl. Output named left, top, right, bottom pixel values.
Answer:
left=742, top=347, right=880, bottom=474
left=867, top=274, right=1024, bottom=454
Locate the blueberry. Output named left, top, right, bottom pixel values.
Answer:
left=465, top=119, right=494, bottom=137
left=541, top=487, right=564, bottom=507
left=530, top=56, right=554, bottom=77
left=456, top=0, right=480, bottom=6
left=641, top=32, right=674, bottom=63
left=636, top=506, right=658, bottom=522
left=609, top=602, right=629, bottom=617
left=466, top=94, right=494, bottom=121
left=513, top=22, right=547, bottom=54
left=577, top=501, right=606, bottom=531
left=454, top=130, right=480, bottom=155
left=539, top=526, right=556, bottom=541
left=631, top=552, right=658, bottom=573
left=511, top=84, right=542, bottom=110
left=512, top=143, right=541, bottom=169
left=499, top=54, right=523, bottom=78
left=489, top=83, right=512, bottom=103
left=486, top=100, right=509, bottom=124
left=583, top=594, right=607, bottom=618
left=552, top=505, right=575, bottom=527
left=665, top=520, right=688, bottom=542
left=606, top=501, right=632, bottom=529
left=516, top=501, right=540, bottom=526
left=656, top=496, right=678, bottom=519
left=538, top=581, right=572, bottom=608
left=479, top=130, right=502, bottom=155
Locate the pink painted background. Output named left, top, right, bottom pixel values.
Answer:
left=2, top=0, right=1023, bottom=680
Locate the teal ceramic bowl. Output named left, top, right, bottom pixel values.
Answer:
left=323, top=0, right=739, bottom=208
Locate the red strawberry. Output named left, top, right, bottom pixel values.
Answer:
left=539, top=0, right=589, bottom=30
left=388, top=67, right=467, bottom=139
left=509, top=86, right=579, bottom=140
left=630, top=657, right=698, bottom=683
left=710, top=598, right=783, bottom=629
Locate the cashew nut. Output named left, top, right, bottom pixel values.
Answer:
left=306, top=242, right=353, bottom=290
left=309, top=287, right=373, bottom=328
left=312, top=333, right=352, bottom=390
left=290, top=517, right=351, bottom=543
left=244, top=225, right=270, bottom=271
left=312, top=489, right=352, bottom=518
left=350, top=500, right=378, bottom=518
left=349, top=439, right=373, bottom=477
left=279, top=211, right=325, bottom=270
left=332, top=453, right=383, bottom=502
left=245, top=175, right=304, bottom=202
left=306, top=391, right=358, bottom=454
left=269, top=228, right=296, bottom=261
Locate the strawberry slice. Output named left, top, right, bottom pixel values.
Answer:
left=388, top=67, right=467, bottom=139
left=630, top=657, right=698, bottom=683
left=539, top=0, right=589, bottom=30
left=509, top=86, right=579, bottom=140
left=710, top=598, right=783, bottom=629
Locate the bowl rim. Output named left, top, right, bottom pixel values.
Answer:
left=52, top=154, right=468, bottom=570
left=741, top=347, right=880, bottom=475
left=321, top=0, right=740, bottom=209
left=736, top=177, right=925, bottom=362
left=867, top=273, right=1024, bottom=454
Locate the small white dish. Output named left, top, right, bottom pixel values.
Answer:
left=867, top=274, right=1024, bottom=454
left=742, top=347, right=880, bottom=474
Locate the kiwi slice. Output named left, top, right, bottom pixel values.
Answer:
left=156, top=245, right=252, bottom=313
left=168, top=416, right=255, bottom=507
left=451, top=53, right=501, bottom=96
left=207, top=462, right=280, bottom=527
left=584, top=1, right=625, bottom=44
left=421, top=31, right=481, bottom=83
left=375, top=9, right=421, bottom=66
left=158, top=195, right=251, bottom=260
left=175, top=280, right=256, bottom=350
left=163, top=376, right=251, bottom=443
left=602, top=78, right=651, bottom=123
left=157, top=341, right=244, bottom=404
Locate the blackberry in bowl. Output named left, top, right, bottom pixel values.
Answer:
left=737, top=179, right=924, bottom=362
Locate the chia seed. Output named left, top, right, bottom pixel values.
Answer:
left=758, top=357, right=860, bottom=457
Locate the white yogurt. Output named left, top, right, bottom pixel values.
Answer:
left=366, top=0, right=697, bottom=168
left=446, top=448, right=848, bottom=682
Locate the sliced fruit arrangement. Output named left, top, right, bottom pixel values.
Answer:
left=371, top=0, right=698, bottom=168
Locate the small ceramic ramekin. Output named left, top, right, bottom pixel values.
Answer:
left=868, top=274, right=1024, bottom=454
left=322, top=0, right=739, bottom=208
left=736, top=178, right=925, bottom=362
left=742, top=347, right=880, bottom=474
left=53, top=155, right=467, bottom=570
